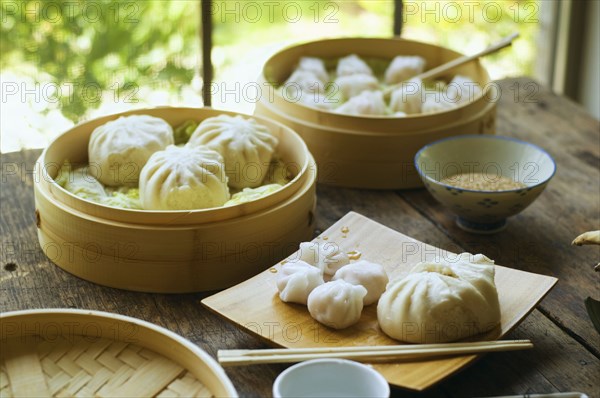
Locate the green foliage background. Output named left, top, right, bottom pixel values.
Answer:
left=1, top=0, right=200, bottom=121
left=1, top=0, right=538, bottom=127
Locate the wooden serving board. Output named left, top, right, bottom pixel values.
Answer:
left=202, top=212, right=558, bottom=391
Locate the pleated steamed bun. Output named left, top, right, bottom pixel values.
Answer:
left=139, top=145, right=229, bottom=210
left=187, top=115, right=279, bottom=189
left=377, top=253, right=501, bottom=343
left=88, top=115, right=174, bottom=186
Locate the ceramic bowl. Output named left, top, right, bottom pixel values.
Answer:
left=272, top=359, right=389, bottom=398
left=415, top=135, right=556, bottom=233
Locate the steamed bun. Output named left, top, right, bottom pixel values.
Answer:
left=139, top=145, right=229, bottom=210
left=88, top=115, right=174, bottom=186
left=377, top=253, right=500, bottom=343
left=187, top=115, right=278, bottom=189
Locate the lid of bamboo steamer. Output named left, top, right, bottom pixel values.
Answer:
left=36, top=107, right=312, bottom=225
left=259, top=37, right=494, bottom=133
left=0, top=309, right=238, bottom=397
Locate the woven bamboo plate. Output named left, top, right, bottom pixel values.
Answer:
left=202, top=212, right=558, bottom=391
left=0, top=309, right=237, bottom=397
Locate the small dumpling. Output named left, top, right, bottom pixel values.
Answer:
left=277, top=261, right=324, bottom=305
left=390, top=78, right=423, bottom=114
left=297, top=57, right=329, bottom=83
left=377, top=253, right=501, bottom=343
left=421, top=95, right=456, bottom=114
left=334, top=91, right=386, bottom=116
left=139, top=145, right=229, bottom=210
left=298, top=241, right=350, bottom=276
left=88, top=115, right=174, bottom=186
left=445, top=75, right=482, bottom=105
left=283, top=70, right=326, bottom=94
left=333, top=260, right=388, bottom=305
left=307, top=280, right=367, bottom=329
left=336, top=54, right=372, bottom=76
left=299, top=92, right=337, bottom=110
left=384, top=55, right=426, bottom=85
left=187, top=115, right=278, bottom=189
left=334, top=74, right=379, bottom=99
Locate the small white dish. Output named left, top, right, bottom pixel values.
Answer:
left=415, top=135, right=556, bottom=234
left=273, top=358, right=390, bottom=398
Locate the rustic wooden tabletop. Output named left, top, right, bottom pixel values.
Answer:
left=1, top=77, right=599, bottom=397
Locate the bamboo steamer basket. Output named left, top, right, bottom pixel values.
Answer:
left=255, top=38, right=497, bottom=189
left=33, top=107, right=317, bottom=293
left=0, top=309, right=237, bottom=397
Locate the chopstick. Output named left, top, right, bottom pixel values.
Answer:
left=218, top=339, right=533, bottom=366
left=383, top=32, right=520, bottom=97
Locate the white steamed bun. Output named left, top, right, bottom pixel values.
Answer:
left=377, top=252, right=501, bottom=343
left=139, top=145, right=229, bottom=210
left=88, top=115, right=174, bottom=186
left=187, top=115, right=278, bottom=189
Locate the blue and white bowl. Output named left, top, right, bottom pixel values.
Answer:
left=415, top=135, right=556, bottom=233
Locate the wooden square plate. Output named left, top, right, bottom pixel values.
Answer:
left=202, top=212, right=557, bottom=390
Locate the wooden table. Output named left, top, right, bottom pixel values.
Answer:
left=1, top=77, right=599, bottom=397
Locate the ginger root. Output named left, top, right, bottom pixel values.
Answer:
left=572, top=230, right=600, bottom=271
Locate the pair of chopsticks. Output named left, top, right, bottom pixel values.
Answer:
left=218, top=339, right=532, bottom=366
